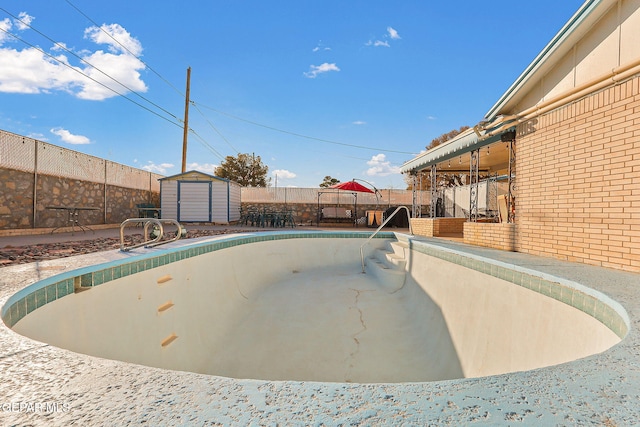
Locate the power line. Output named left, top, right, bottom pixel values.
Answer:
left=193, top=101, right=417, bottom=155
left=63, top=2, right=398, bottom=158
left=0, top=25, right=182, bottom=129
left=64, top=0, right=185, bottom=98
left=191, top=102, right=240, bottom=154
left=0, top=7, right=182, bottom=126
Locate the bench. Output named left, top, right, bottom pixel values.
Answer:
left=319, top=207, right=354, bottom=224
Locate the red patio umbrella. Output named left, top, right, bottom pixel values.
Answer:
left=329, top=180, right=374, bottom=193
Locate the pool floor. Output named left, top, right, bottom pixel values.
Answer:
left=209, top=264, right=461, bottom=383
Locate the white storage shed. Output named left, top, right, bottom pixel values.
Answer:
left=159, top=171, right=241, bottom=224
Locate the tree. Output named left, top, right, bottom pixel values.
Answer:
left=426, top=126, right=470, bottom=150
left=214, top=153, right=270, bottom=187
left=405, top=126, right=470, bottom=190
left=319, top=176, right=340, bottom=188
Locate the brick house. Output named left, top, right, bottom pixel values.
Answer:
left=402, top=0, right=640, bottom=272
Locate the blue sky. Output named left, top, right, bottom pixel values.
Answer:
left=0, top=0, right=585, bottom=189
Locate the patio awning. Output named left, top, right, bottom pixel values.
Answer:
left=400, top=120, right=515, bottom=174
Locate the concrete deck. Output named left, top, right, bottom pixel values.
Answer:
left=1, top=229, right=639, bottom=425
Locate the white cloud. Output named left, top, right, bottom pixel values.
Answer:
left=141, top=161, right=174, bottom=175
left=352, top=120, right=367, bottom=125
left=304, top=62, right=340, bottom=78
left=50, top=127, right=90, bottom=145
left=0, top=18, right=147, bottom=100
left=366, top=39, right=389, bottom=48
left=366, top=27, right=401, bottom=48
left=387, top=27, right=401, bottom=40
left=272, top=169, right=296, bottom=179
left=312, top=42, right=331, bottom=53
left=15, top=12, right=34, bottom=30
left=365, top=154, right=401, bottom=177
left=0, top=18, right=13, bottom=44
left=85, top=23, right=143, bottom=56
left=187, top=162, right=218, bottom=175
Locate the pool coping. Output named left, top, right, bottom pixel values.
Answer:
left=1, top=230, right=639, bottom=425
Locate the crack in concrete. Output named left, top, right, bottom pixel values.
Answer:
left=344, top=288, right=374, bottom=382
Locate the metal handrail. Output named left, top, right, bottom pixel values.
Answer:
left=120, top=218, right=184, bottom=252
left=360, top=206, right=413, bottom=273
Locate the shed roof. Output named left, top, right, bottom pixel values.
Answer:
left=158, top=170, right=233, bottom=183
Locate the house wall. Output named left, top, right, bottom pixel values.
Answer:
left=516, top=0, right=640, bottom=114
left=464, top=223, right=516, bottom=252
left=514, top=75, right=640, bottom=272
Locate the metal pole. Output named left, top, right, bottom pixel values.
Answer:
left=104, top=160, right=108, bottom=224
left=411, top=172, right=417, bottom=218
left=469, top=149, right=479, bottom=222
left=508, top=139, right=516, bottom=223
left=430, top=165, right=437, bottom=218
left=32, top=139, right=38, bottom=228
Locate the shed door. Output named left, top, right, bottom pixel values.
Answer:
left=178, top=182, right=211, bottom=222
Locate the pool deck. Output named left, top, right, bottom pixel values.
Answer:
left=1, top=228, right=639, bottom=425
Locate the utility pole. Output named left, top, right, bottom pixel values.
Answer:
left=181, top=67, right=191, bottom=173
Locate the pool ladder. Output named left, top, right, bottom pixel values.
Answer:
left=119, top=218, right=185, bottom=251
left=360, top=206, right=413, bottom=273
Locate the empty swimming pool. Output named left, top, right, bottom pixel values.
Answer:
left=2, top=231, right=625, bottom=383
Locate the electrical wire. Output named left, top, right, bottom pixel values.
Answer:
left=0, top=25, right=182, bottom=129
left=0, top=7, right=182, bottom=126
left=193, top=101, right=417, bottom=155
left=4, top=4, right=416, bottom=165
left=191, top=102, right=240, bottom=154
left=64, top=0, right=185, bottom=98
left=34, top=3, right=414, bottom=158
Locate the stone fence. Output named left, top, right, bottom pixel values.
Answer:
left=0, top=130, right=161, bottom=231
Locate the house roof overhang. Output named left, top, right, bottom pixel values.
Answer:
left=401, top=0, right=618, bottom=175
left=485, top=0, right=617, bottom=120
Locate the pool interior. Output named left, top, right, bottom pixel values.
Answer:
left=2, top=231, right=629, bottom=384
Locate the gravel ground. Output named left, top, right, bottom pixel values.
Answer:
left=0, top=229, right=257, bottom=267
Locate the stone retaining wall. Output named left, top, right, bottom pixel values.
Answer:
left=241, top=202, right=417, bottom=226
left=0, top=168, right=159, bottom=230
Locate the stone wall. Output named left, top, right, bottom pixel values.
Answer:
left=0, top=168, right=159, bottom=230
left=241, top=202, right=416, bottom=226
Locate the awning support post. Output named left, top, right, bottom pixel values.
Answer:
left=507, top=139, right=516, bottom=223
left=469, top=149, right=479, bottom=222
left=430, top=165, right=437, bottom=218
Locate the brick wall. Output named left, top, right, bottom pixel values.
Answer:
left=410, top=218, right=466, bottom=237
left=515, top=76, right=640, bottom=272
left=464, top=222, right=516, bottom=251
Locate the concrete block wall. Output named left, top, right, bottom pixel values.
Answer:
left=464, top=222, right=516, bottom=252
left=515, top=76, right=640, bottom=272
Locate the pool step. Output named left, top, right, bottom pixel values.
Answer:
left=366, top=240, right=408, bottom=293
